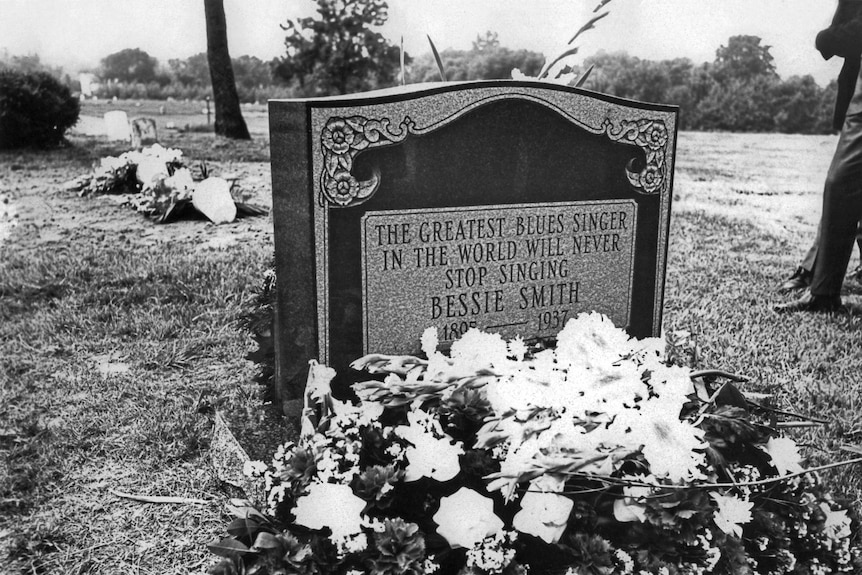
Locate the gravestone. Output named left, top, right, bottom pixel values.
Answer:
left=131, top=117, right=159, bottom=148
left=104, top=110, right=131, bottom=142
left=270, top=81, right=677, bottom=412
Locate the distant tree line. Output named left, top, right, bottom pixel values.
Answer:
left=406, top=34, right=838, bottom=134
left=0, top=32, right=842, bottom=134
left=577, top=36, right=837, bottom=134
left=95, top=48, right=292, bottom=103
left=0, top=48, right=291, bottom=103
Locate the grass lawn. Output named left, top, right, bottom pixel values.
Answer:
left=2, top=123, right=862, bottom=574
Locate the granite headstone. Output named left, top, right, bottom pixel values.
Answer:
left=269, top=81, right=678, bottom=411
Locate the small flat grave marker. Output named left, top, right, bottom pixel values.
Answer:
left=131, top=117, right=159, bottom=148
left=269, top=81, right=678, bottom=407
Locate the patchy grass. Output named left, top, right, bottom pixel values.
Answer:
left=0, top=221, right=277, bottom=574
left=2, top=129, right=862, bottom=573
left=665, top=210, right=862, bottom=510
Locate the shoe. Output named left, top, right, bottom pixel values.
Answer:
left=777, top=266, right=812, bottom=293
left=848, top=264, right=862, bottom=283
left=773, top=290, right=843, bottom=313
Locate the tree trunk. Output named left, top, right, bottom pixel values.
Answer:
left=204, top=0, right=250, bottom=139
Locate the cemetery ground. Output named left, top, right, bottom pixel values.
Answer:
left=2, top=110, right=862, bottom=573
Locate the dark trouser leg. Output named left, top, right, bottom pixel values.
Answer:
left=809, top=182, right=862, bottom=295
left=800, top=224, right=819, bottom=272
left=809, top=114, right=862, bottom=296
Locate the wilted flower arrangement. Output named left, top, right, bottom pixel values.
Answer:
left=209, top=313, right=862, bottom=575
left=75, top=143, right=192, bottom=220
left=71, top=144, right=266, bottom=223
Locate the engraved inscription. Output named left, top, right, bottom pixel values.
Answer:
left=361, top=200, right=637, bottom=354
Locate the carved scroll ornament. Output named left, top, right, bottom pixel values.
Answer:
left=319, top=115, right=416, bottom=206
left=318, top=107, right=671, bottom=206
left=603, top=118, right=669, bottom=195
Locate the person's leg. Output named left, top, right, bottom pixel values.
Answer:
left=778, top=227, right=818, bottom=293
left=809, top=118, right=862, bottom=295
left=800, top=228, right=819, bottom=271
left=853, top=219, right=862, bottom=277
left=776, top=113, right=862, bottom=312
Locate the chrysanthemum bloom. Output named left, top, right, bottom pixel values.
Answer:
left=710, top=492, right=753, bottom=538
left=764, top=436, right=803, bottom=476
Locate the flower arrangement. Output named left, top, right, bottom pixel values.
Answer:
left=75, top=143, right=192, bottom=221
left=71, top=144, right=266, bottom=223
left=209, top=313, right=862, bottom=575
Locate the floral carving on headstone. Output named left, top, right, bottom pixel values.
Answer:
left=603, top=118, right=669, bottom=195
left=320, top=115, right=416, bottom=206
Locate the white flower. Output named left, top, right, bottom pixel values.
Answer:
left=572, top=362, right=648, bottom=415
left=242, top=460, right=267, bottom=477
left=555, top=312, right=635, bottom=369
left=613, top=498, right=647, bottom=523
left=292, top=483, right=366, bottom=540
left=330, top=396, right=384, bottom=424
left=613, top=396, right=706, bottom=482
left=450, top=328, right=509, bottom=370
left=394, top=408, right=464, bottom=481
left=821, top=503, right=852, bottom=539
left=433, top=487, right=504, bottom=548
left=612, top=477, right=655, bottom=523
left=512, top=491, right=573, bottom=543
left=710, top=492, right=753, bottom=538
left=644, top=362, right=695, bottom=405
left=306, top=360, right=337, bottom=402
left=764, top=436, right=803, bottom=476
left=614, top=549, right=635, bottom=575
left=421, top=327, right=439, bottom=357
left=507, top=336, right=528, bottom=361
left=164, top=167, right=194, bottom=198
left=135, top=156, right=170, bottom=188
left=484, top=372, right=569, bottom=413
left=401, top=433, right=464, bottom=482
left=465, top=530, right=517, bottom=572
left=335, top=532, right=368, bottom=556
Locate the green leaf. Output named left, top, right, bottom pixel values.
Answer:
left=252, top=532, right=282, bottom=551
left=574, top=64, right=595, bottom=88
left=207, top=537, right=250, bottom=558
left=227, top=518, right=262, bottom=543
left=538, top=46, right=579, bottom=80
left=226, top=502, right=268, bottom=523
left=427, top=35, right=447, bottom=82
left=593, top=0, right=614, bottom=12
left=567, top=11, right=610, bottom=44
left=400, top=35, right=406, bottom=86
left=715, top=382, right=749, bottom=412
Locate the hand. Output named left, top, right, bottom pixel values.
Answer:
left=816, top=28, right=837, bottom=60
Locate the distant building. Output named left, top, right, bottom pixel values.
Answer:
left=78, top=73, right=101, bottom=97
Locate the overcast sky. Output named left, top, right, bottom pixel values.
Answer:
left=0, top=0, right=845, bottom=86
